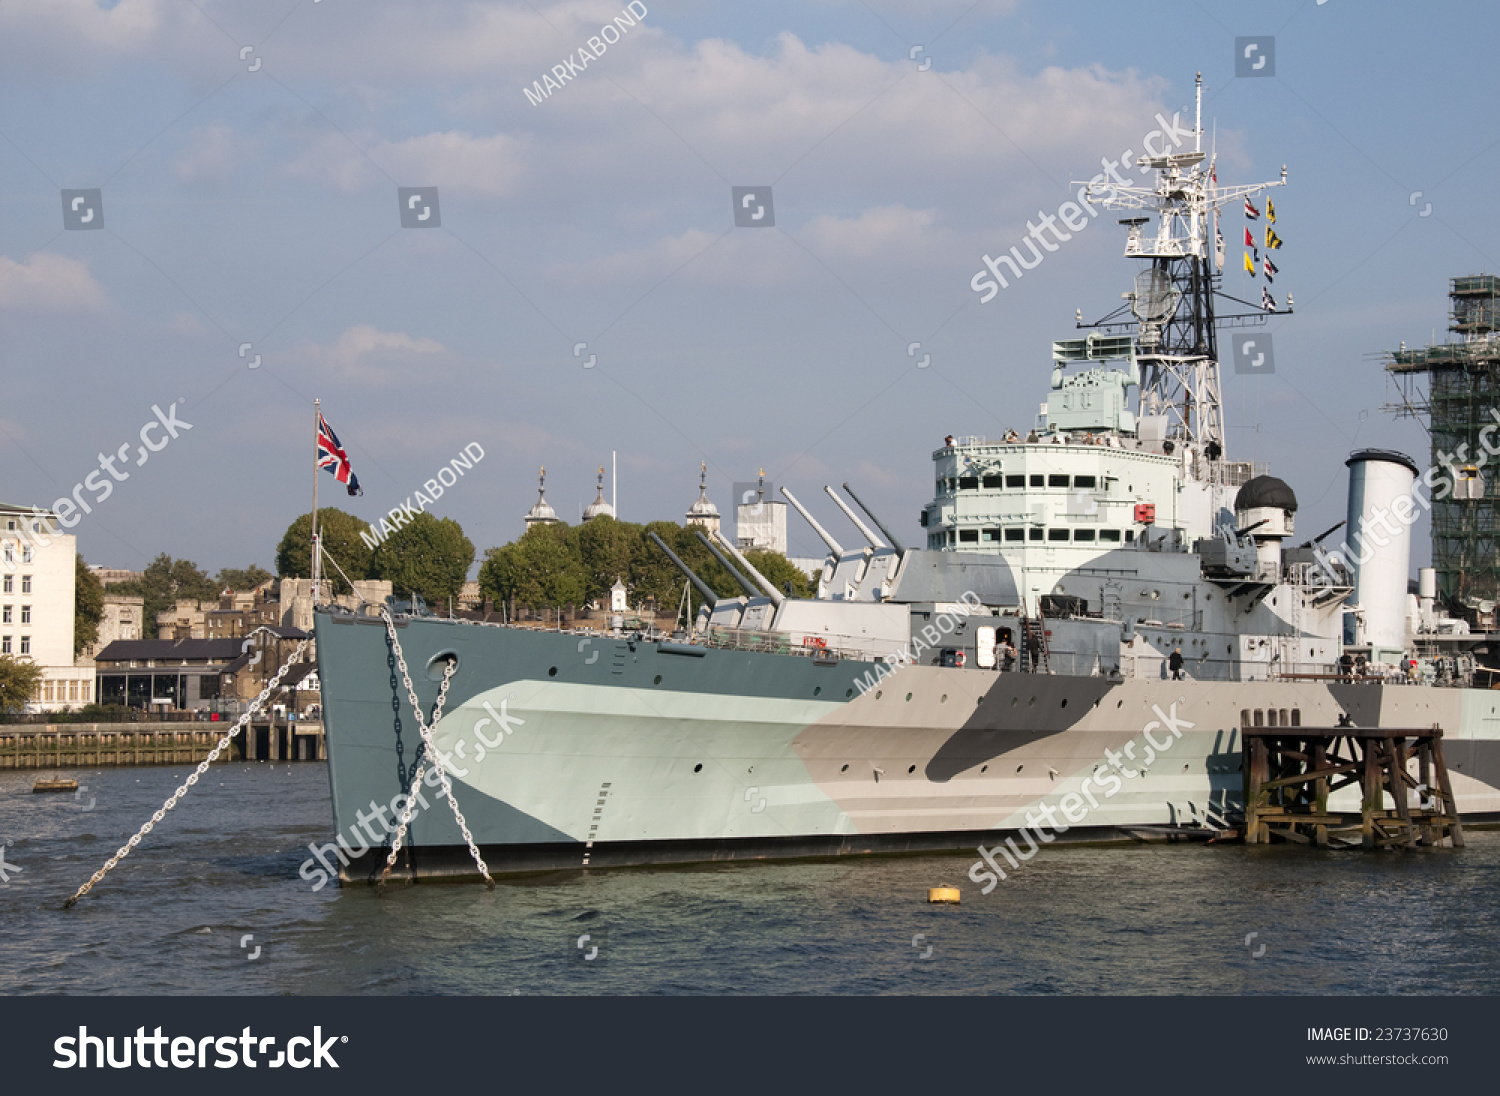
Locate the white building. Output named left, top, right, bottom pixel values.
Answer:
left=0, top=503, right=95, bottom=711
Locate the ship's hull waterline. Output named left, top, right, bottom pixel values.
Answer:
left=315, top=612, right=1500, bottom=883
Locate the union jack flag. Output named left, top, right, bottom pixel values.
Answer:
left=317, top=412, right=362, bottom=496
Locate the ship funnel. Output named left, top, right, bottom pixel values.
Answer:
left=693, top=530, right=760, bottom=600
left=1343, top=449, right=1419, bottom=659
left=710, top=529, right=786, bottom=606
left=647, top=532, right=718, bottom=607
left=780, top=487, right=844, bottom=555
left=823, top=486, right=885, bottom=548
left=842, top=482, right=906, bottom=554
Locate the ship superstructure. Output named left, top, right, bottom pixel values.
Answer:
left=310, top=77, right=1500, bottom=884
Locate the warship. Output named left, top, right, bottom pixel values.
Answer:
left=309, top=77, right=1500, bottom=885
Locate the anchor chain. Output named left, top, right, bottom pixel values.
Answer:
left=63, top=638, right=312, bottom=909
left=377, top=659, right=453, bottom=890
left=379, top=608, right=495, bottom=890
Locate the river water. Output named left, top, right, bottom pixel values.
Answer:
left=2, top=763, right=1497, bottom=995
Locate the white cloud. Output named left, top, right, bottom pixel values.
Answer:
left=173, top=122, right=250, bottom=185
left=284, top=129, right=526, bottom=198
left=0, top=253, right=107, bottom=312
left=290, top=324, right=447, bottom=384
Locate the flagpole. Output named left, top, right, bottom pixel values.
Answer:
left=312, top=397, right=321, bottom=601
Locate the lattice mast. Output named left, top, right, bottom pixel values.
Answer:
left=1075, top=73, right=1288, bottom=456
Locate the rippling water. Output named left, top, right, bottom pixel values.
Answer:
left=2, top=763, right=1498, bottom=995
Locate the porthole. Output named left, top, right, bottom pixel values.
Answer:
left=846, top=688, right=854, bottom=698
left=940, top=694, right=948, bottom=703
left=1028, top=696, right=1036, bottom=707
left=840, top=763, right=849, bottom=773
left=905, top=692, right=913, bottom=702
left=548, top=666, right=558, bottom=677
left=876, top=690, right=883, bottom=700
left=1116, top=700, right=1123, bottom=708
left=653, top=675, right=662, bottom=685
left=1060, top=698, right=1068, bottom=709
left=1016, top=764, right=1024, bottom=773
left=908, top=765, right=917, bottom=774
left=980, top=764, right=988, bottom=773
left=814, top=686, right=822, bottom=697
left=693, top=763, right=703, bottom=773
left=1011, top=697, right=1018, bottom=707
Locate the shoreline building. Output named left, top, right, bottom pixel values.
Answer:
left=524, top=466, right=560, bottom=530
left=685, top=462, right=721, bottom=534
left=735, top=469, right=787, bottom=554
left=0, top=502, right=96, bottom=712
left=582, top=466, right=616, bottom=523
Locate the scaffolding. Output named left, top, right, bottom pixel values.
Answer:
left=1384, top=275, right=1500, bottom=608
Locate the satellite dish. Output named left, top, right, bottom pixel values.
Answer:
left=1130, top=269, right=1180, bottom=324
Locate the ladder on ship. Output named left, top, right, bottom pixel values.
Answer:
left=1022, top=611, right=1051, bottom=674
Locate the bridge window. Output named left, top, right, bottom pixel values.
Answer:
left=1099, top=529, right=1121, bottom=542
left=1048, top=529, right=1069, bottom=542
left=1074, top=529, right=1096, bottom=542
left=1030, top=474, right=1045, bottom=487
left=1004, top=528, right=1025, bottom=542
left=958, top=476, right=979, bottom=490
left=1124, top=530, right=1136, bottom=543
left=982, top=475, right=1003, bottom=489
left=1007, top=475, right=1026, bottom=488
left=1029, top=529, right=1044, bottom=541
left=983, top=528, right=1003, bottom=542
left=959, top=529, right=979, bottom=543
left=1074, top=474, right=1097, bottom=489
left=1048, top=474, right=1070, bottom=488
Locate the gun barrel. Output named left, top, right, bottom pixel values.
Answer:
left=647, top=532, right=718, bottom=607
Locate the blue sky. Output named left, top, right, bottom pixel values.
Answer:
left=1, top=0, right=1495, bottom=573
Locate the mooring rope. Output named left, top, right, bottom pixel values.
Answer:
left=62, top=638, right=312, bottom=909
left=379, top=608, right=495, bottom=890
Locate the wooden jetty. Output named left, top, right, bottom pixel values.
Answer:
left=1243, top=720, right=1463, bottom=849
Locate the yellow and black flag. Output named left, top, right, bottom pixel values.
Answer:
left=1265, top=226, right=1283, bottom=250
left=1244, top=251, right=1256, bottom=276
left=1267, top=199, right=1276, bottom=224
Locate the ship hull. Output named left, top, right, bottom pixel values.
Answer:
left=314, top=612, right=1500, bottom=883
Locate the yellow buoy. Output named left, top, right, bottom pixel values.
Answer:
left=927, top=886, right=960, bottom=904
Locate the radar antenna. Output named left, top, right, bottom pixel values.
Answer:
left=1073, top=72, right=1290, bottom=454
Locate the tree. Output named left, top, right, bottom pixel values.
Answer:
left=478, top=522, right=586, bottom=611
left=75, top=556, right=104, bottom=657
left=216, top=564, right=273, bottom=591
left=576, top=515, right=638, bottom=605
left=276, top=509, right=374, bottom=593
left=745, top=549, right=818, bottom=599
left=369, top=513, right=474, bottom=610
left=111, top=554, right=220, bottom=639
left=0, top=654, right=43, bottom=712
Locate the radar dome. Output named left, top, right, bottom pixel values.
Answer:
left=1235, top=475, right=1297, bottom=513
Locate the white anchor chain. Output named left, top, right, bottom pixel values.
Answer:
left=63, top=638, right=312, bottom=909
left=380, top=608, right=495, bottom=889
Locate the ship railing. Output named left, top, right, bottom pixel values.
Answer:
left=702, top=626, right=869, bottom=662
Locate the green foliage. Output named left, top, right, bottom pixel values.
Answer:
left=74, top=556, right=104, bottom=657
left=110, top=554, right=220, bottom=639
left=479, top=518, right=815, bottom=616
left=0, top=654, right=43, bottom=712
left=745, top=549, right=818, bottom=599
left=369, top=512, right=475, bottom=610
left=479, top=522, right=586, bottom=610
left=216, top=564, right=273, bottom=591
left=276, top=509, right=374, bottom=592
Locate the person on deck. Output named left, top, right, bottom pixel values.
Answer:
left=1169, top=645, right=1185, bottom=681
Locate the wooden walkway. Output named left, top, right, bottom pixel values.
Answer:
left=0, top=721, right=325, bottom=768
